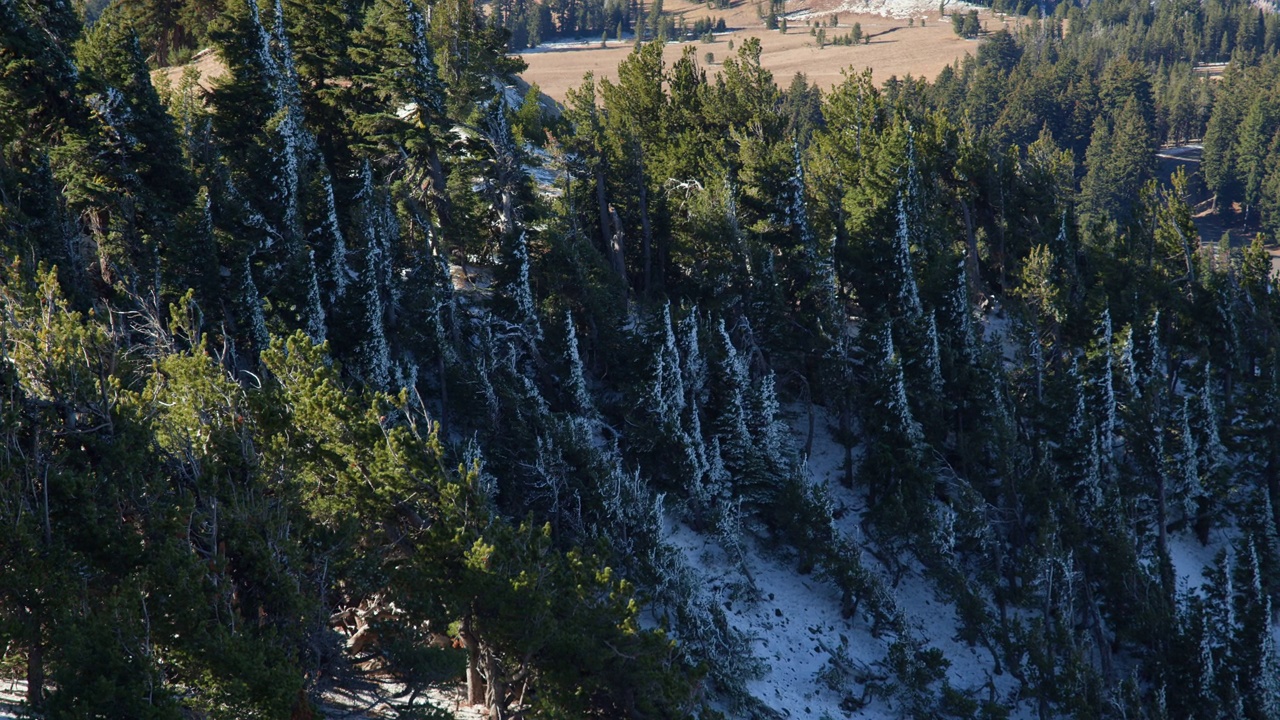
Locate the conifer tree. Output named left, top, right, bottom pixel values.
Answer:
left=350, top=0, right=452, bottom=228
left=351, top=163, right=394, bottom=390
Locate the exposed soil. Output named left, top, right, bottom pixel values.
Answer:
left=152, top=47, right=228, bottom=94
left=1154, top=144, right=1278, bottom=272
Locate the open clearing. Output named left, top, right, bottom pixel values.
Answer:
left=149, top=0, right=1006, bottom=105
left=519, top=0, right=1008, bottom=101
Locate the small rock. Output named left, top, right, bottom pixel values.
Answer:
left=775, top=608, right=783, bottom=617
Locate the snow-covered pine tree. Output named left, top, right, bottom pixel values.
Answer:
left=212, top=0, right=350, bottom=342
left=655, top=303, right=687, bottom=419
left=884, top=326, right=924, bottom=457
left=678, top=309, right=708, bottom=410
left=1204, top=548, right=1237, bottom=642
left=563, top=312, right=594, bottom=418
left=1098, top=308, right=1118, bottom=453
left=482, top=97, right=526, bottom=239
left=1256, top=593, right=1280, bottom=720
left=353, top=163, right=392, bottom=390
left=893, top=192, right=924, bottom=323
left=1078, top=429, right=1104, bottom=524
left=626, top=304, right=711, bottom=501
left=947, top=256, right=978, bottom=367
left=1176, top=396, right=1202, bottom=525
left=859, top=324, right=928, bottom=516
left=710, top=319, right=757, bottom=489
left=532, top=433, right=585, bottom=538
left=1027, top=316, right=1046, bottom=405
left=1232, top=538, right=1279, bottom=718
left=924, top=310, right=945, bottom=401
left=748, top=369, right=789, bottom=480
left=241, top=254, right=270, bottom=352
left=1147, top=310, right=1165, bottom=391
left=1196, top=368, right=1229, bottom=513
left=303, top=246, right=326, bottom=343
left=1199, top=616, right=1220, bottom=713
left=319, top=172, right=350, bottom=307
left=785, top=141, right=839, bottom=336
left=1120, top=324, right=1140, bottom=399
left=506, top=229, right=542, bottom=342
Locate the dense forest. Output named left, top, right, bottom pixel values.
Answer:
left=4, top=0, right=1280, bottom=716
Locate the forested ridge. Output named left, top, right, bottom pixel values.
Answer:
left=4, top=0, right=1280, bottom=716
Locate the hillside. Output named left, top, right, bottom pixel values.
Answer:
left=5, top=0, right=1280, bottom=719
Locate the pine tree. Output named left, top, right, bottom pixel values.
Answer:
left=209, top=0, right=348, bottom=342
left=711, top=319, right=756, bottom=489
left=860, top=324, right=926, bottom=514
left=350, top=0, right=452, bottom=227
left=1098, top=309, right=1118, bottom=453
left=353, top=164, right=393, bottom=390
left=74, top=6, right=196, bottom=296
left=564, top=312, right=594, bottom=417
left=893, top=192, right=924, bottom=322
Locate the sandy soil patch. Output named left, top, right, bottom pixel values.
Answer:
left=152, top=47, right=228, bottom=94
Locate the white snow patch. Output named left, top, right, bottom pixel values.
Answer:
left=981, top=306, right=1019, bottom=365
left=661, top=401, right=1034, bottom=718
left=664, top=515, right=883, bottom=718
left=788, top=0, right=978, bottom=21
left=0, top=676, right=487, bottom=720
left=796, top=404, right=1027, bottom=713
left=319, top=679, right=485, bottom=719
left=1168, top=528, right=1234, bottom=597
left=0, top=678, right=21, bottom=720
left=525, top=145, right=562, bottom=197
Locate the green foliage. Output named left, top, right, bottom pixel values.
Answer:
left=10, top=1, right=1280, bottom=718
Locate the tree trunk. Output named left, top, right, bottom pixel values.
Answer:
left=1081, top=567, right=1114, bottom=685
left=26, top=615, right=43, bottom=710
left=1156, top=469, right=1173, bottom=591
left=596, top=167, right=612, bottom=259
left=608, top=206, right=627, bottom=281
left=636, top=150, right=652, bottom=297
left=427, top=148, right=453, bottom=231
left=437, top=351, right=449, bottom=440
left=958, top=199, right=980, bottom=294
left=1266, top=438, right=1280, bottom=540
left=483, top=646, right=507, bottom=720
left=460, top=616, right=484, bottom=706
left=840, top=404, right=854, bottom=488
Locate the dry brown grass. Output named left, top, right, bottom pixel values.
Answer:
left=518, top=0, right=1008, bottom=101
left=152, top=47, right=228, bottom=94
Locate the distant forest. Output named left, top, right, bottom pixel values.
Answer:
left=5, top=0, right=1280, bottom=717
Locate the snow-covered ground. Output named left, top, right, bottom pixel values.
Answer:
left=517, top=35, right=636, bottom=54
left=319, top=680, right=486, bottom=719
left=662, top=403, right=1031, bottom=719
left=0, top=677, right=484, bottom=720
left=0, top=678, right=20, bottom=720
left=787, top=0, right=979, bottom=21
left=1167, top=527, right=1234, bottom=597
